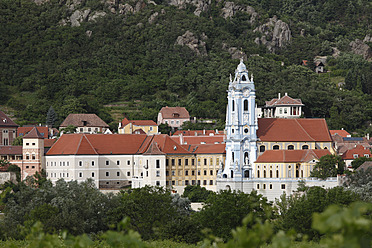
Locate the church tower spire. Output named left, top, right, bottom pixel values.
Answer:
left=221, top=59, right=258, bottom=180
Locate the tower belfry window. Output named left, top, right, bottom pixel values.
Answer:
left=242, top=75, right=247, bottom=81
left=244, top=100, right=248, bottom=111
left=232, top=100, right=235, bottom=112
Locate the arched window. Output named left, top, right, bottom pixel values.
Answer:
left=232, top=100, right=235, bottom=112
left=257, top=170, right=260, bottom=178
left=223, top=174, right=227, bottom=178
left=244, top=170, right=249, bottom=178
left=232, top=152, right=234, bottom=162
left=270, top=170, right=273, bottom=178
left=288, top=145, right=294, bottom=150
left=242, top=75, right=247, bottom=81
left=273, top=145, right=280, bottom=150
left=231, top=171, right=234, bottom=178
left=260, top=145, right=266, bottom=152
left=244, top=152, right=249, bottom=165
left=244, top=100, right=248, bottom=111
left=302, top=145, right=309, bottom=150
left=324, top=147, right=328, bottom=149
left=264, top=170, right=267, bottom=178
left=276, top=170, right=279, bottom=178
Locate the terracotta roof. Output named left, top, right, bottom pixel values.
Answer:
left=44, top=139, right=56, bottom=148
left=60, top=114, right=109, bottom=128
left=159, top=107, right=190, bottom=119
left=170, top=135, right=225, bottom=145
left=133, top=129, right=146, bottom=134
left=257, top=118, right=332, bottom=142
left=121, top=118, right=157, bottom=127
left=173, top=130, right=223, bottom=136
left=0, top=111, right=18, bottom=127
left=23, top=127, right=44, bottom=139
left=18, top=126, right=49, bottom=139
left=47, top=134, right=149, bottom=155
left=193, top=144, right=226, bottom=154
left=255, top=149, right=331, bottom=163
left=0, top=146, right=22, bottom=155
left=143, top=140, right=165, bottom=155
left=342, top=145, right=372, bottom=160
left=151, top=134, right=191, bottom=154
left=265, top=95, right=303, bottom=107
left=330, top=130, right=350, bottom=138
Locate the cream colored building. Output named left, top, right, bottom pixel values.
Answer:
left=118, top=118, right=158, bottom=135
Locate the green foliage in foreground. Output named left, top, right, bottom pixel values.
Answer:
left=0, top=202, right=371, bottom=248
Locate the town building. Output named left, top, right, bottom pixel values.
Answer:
left=118, top=118, right=158, bottom=134
left=342, top=144, right=372, bottom=168
left=157, top=107, right=190, bottom=128
left=0, top=111, right=18, bottom=146
left=59, top=114, right=110, bottom=134
left=259, top=93, right=304, bottom=118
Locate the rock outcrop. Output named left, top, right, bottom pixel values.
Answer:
left=148, top=12, right=159, bottom=24
left=175, top=31, right=207, bottom=56
left=222, top=43, right=247, bottom=60
left=168, top=0, right=211, bottom=16
left=254, top=16, right=291, bottom=53
left=221, top=2, right=258, bottom=22
left=349, top=39, right=372, bottom=60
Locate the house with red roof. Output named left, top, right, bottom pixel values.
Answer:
left=157, top=106, right=190, bottom=128
left=342, top=145, right=372, bottom=167
left=0, top=110, right=18, bottom=146
left=118, top=117, right=158, bottom=134
left=259, top=93, right=304, bottom=118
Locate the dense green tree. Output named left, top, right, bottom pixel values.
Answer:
left=310, top=154, right=345, bottom=179
left=46, top=106, right=57, bottom=128
left=182, top=185, right=213, bottom=202
left=195, top=190, right=273, bottom=241
left=351, top=157, right=372, bottom=170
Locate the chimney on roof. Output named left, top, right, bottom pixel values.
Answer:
left=278, top=93, right=281, bottom=99
left=118, top=122, right=122, bottom=128
left=180, top=133, right=184, bottom=145
left=367, top=133, right=370, bottom=140
left=203, top=129, right=205, bottom=135
left=285, top=92, right=288, bottom=96
left=216, top=129, right=219, bottom=134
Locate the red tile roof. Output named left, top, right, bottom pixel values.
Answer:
left=18, top=126, right=49, bottom=138
left=173, top=130, right=223, bottom=136
left=257, top=118, right=332, bottom=142
left=121, top=118, right=157, bottom=127
left=0, top=146, right=22, bottom=155
left=0, top=111, right=18, bottom=127
left=342, top=145, right=372, bottom=160
left=170, top=135, right=225, bottom=145
left=47, top=134, right=149, bottom=155
left=255, top=149, right=331, bottom=163
left=159, top=107, right=190, bottom=119
left=23, top=127, right=44, bottom=139
left=265, top=95, right=303, bottom=107
left=330, top=130, right=350, bottom=138
left=150, top=134, right=191, bottom=154
left=60, top=114, right=109, bottom=128
left=44, top=139, right=56, bottom=148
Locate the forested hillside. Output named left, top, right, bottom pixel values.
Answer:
left=0, top=0, right=371, bottom=134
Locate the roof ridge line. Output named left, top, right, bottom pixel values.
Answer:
left=75, top=134, right=83, bottom=155
left=84, top=134, right=98, bottom=155
left=295, top=119, right=315, bottom=141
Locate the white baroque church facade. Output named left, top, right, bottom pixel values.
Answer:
left=217, top=60, right=339, bottom=200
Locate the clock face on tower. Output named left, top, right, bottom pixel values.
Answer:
left=243, top=89, right=249, bottom=97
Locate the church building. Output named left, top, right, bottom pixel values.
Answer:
left=217, top=60, right=338, bottom=200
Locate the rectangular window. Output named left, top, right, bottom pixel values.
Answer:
left=156, top=171, right=160, bottom=177
left=185, top=170, right=189, bottom=176
left=171, top=159, right=175, bottom=166
left=106, top=172, right=109, bottom=177
left=281, top=184, right=286, bottom=189
left=210, top=180, right=213, bottom=185
left=210, top=170, right=213, bottom=175
left=203, top=180, right=207, bottom=185
left=269, top=184, right=273, bottom=189
left=263, top=184, right=266, bottom=189
left=79, top=172, right=83, bottom=177
left=178, top=159, right=182, bottom=166
left=204, top=170, right=207, bottom=175
left=185, top=180, right=189, bottom=185
left=204, top=159, right=207, bottom=165
left=166, top=159, right=169, bottom=166
left=92, top=172, right=95, bottom=177
left=185, top=159, right=189, bottom=166
left=192, top=159, right=195, bottom=166
left=171, top=171, right=175, bottom=176
left=172, top=180, right=175, bottom=185
left=156, top=160, right=160, bottom=168
left=91, top=161, right=95, bottom=166
left=198, top=170, right=201, bottom=175
left=156, top=181, right=160, bottom=186
left=127, top=171, right=130, bottom=176
left=192, top=180, right=196, bottom=185
left=117, top=160, right=120, bottom=165
left=257, top=184, right=260, bottom=189
left=79, top=161, right=83, bottom=166
left=106, top=160, right=109, bottom=166
left=192, top=170, right=195, bottom=176
left=127, top=160, right=130, bottom=165
left=197, top=180, right=200, bottom=185
left=117, top=172, right=120, bottom=176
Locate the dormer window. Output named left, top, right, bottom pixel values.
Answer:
left=365, top=154, right=370, bottom=158
left=353, top=154, right=358, bottom=159
left=173, top=113, right=179, bottom=118
left=82, top=121, right=87, bottom=126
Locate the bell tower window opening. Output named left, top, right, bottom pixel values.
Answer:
left=244, top=100, right=248, bottom=111
left=232, top=100, right=235, bottom=112
left=242, top=75, right=247, bottom=81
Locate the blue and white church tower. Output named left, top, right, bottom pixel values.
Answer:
left=220, top=59, right=258, bottom=181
